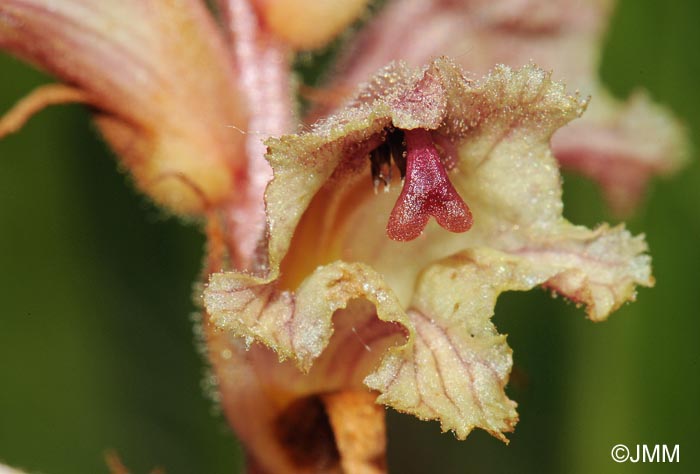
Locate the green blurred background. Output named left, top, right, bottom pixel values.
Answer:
left=1, top=1, right=698, bottom=473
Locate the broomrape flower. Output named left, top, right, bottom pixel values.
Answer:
left=0, top=0, right=686, bottom=473
left=204, top=57, right=654, bottom=473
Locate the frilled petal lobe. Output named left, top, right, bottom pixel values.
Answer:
left=319, top=0, right=688, bottom=213
left=0, top=0, right=247, bottom=214
left=205, top=58, right=653, bottom=445
left=205, top=295, right=403, bottom=473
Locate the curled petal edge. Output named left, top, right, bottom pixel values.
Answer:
left=207, top=255, right=522, bottom=440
